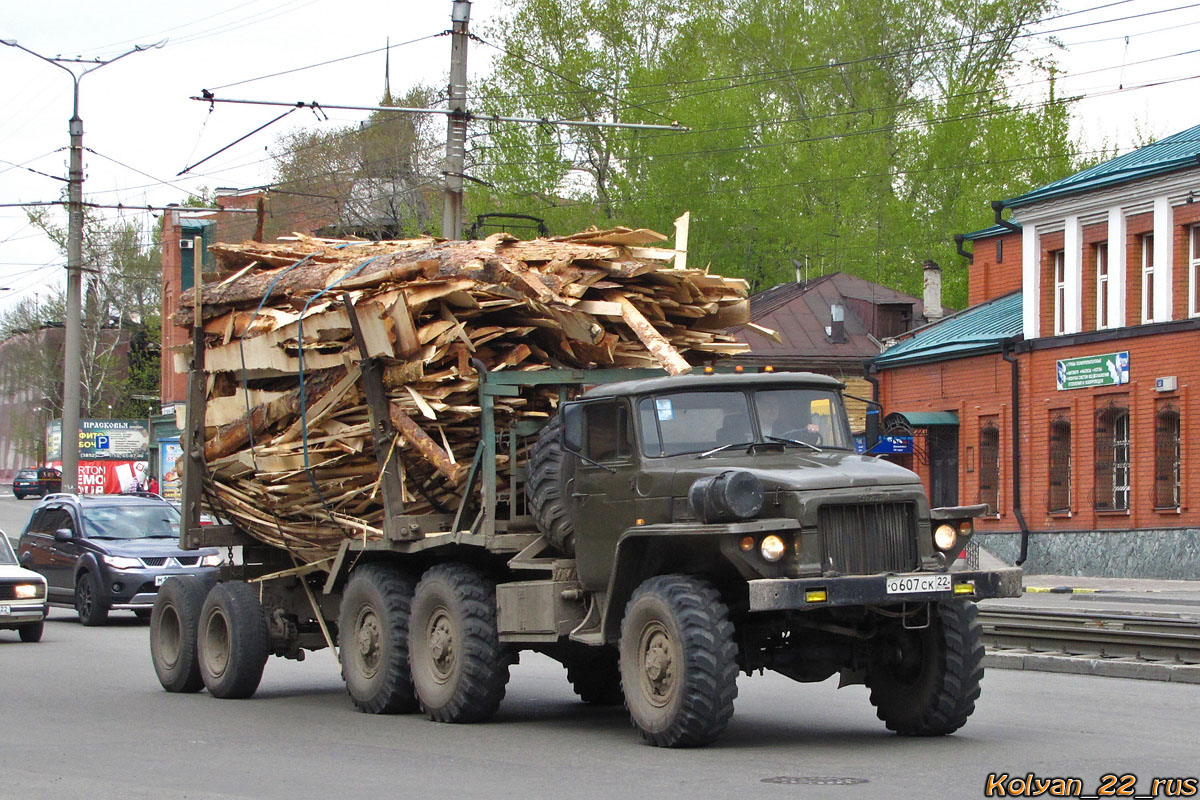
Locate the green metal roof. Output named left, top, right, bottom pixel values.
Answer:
left=873, top=290, right=1022, bottom=368
left=960, top=222, right=1021, bottom=241
left=1003, top=123, right=1200, bottom=209
left=886, top=411, right=959, bottom=427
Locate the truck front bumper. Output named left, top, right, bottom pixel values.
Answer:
left=747, top=567, right=1023, bottom=612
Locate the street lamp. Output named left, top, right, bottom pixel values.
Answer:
left=1, top=38, right=164, bottom=493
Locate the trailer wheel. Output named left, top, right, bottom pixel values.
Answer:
left=565, top=646, right=624, bottom=705
left=527, top=415, right=576, bottom=555
left=409, top=564, right=511, bottom=723
left=198, top=582, right=269, bottom=699
left=866, top=599, right=984, bottom=736
left=150, top=576, right=209, bottom=693
left=619, top=575, right=738, bottom=747
left=339, top=563, right=419, bottom=714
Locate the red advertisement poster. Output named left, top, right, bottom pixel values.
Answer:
left=48, top=460, right=149, bottom=494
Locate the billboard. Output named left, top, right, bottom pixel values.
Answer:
left=46, top=419, right=151, bottom=461
left=159, top=438, right=184, bottom=501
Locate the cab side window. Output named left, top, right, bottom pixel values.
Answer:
left=584, top=402, right=631, bottom=461
left=42, top=508, right=75, bottom=537
left=26, top=508, right=49, bottom=535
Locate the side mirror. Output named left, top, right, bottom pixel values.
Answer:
left=53, top=528, right=73, bottom=543
left=562, top=404, right=583, bottom=453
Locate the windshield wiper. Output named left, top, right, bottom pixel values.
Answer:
left=764, top=435, right=823, bottom=453
left=697, top=442, right=753, bottom=458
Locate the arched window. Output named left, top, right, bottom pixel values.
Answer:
left=1048, top=414, right=1071, bottom=512
left=1154, top=405, right=1181, bottom=509
left=1094, top=403, right=1130, bottom=511
left=978, top=422, right=1000, bottom=514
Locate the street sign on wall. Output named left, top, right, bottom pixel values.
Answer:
left=46, top=419, right=151, bottom=461
left=1056, top=351, right=1129, bottom=390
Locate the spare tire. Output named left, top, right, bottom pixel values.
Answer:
left=527, top=415, right=577, bottom=555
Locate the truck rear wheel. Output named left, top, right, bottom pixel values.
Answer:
left=866, top=599, right=984, bottom=736
left=409, top=563, right=511, bottom=723
left=150, top=576, right=209, bottom=693
left=339, top=563, right=419, bottom=714
left=527, top=415, right=576, bottom=555
left=619, top=575, right=738, bottom=747
left=198, top=582, right=269, bottom=699
left=565, top=646, right=624, bottom=705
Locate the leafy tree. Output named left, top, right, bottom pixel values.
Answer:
left=268, top=86, right=444, bottom=240
left=473, top=0, right=1088, bottom=308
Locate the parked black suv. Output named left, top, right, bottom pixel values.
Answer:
left=12, top=468, right=62, bottom=500
left=16, top=494, right=222, bottom=625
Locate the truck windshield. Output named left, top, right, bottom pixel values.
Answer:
left=637, top=387, right=852, bottom=457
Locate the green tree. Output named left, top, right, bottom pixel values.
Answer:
left=473, top=0, right=1088, bottom=308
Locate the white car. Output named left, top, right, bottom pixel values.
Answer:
left=0, top=532, right=47, bottom=642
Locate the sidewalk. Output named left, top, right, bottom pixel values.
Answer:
left=979, top=569, right=1200, bottom=684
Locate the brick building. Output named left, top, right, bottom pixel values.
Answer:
left=873, top=124, right=1200, bottom=578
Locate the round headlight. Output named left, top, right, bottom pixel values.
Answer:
left=760, top=535, right=786, bottom=562
left=933, top=523, right=957, bottom=551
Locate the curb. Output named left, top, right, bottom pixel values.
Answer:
left=1024, top=586, right=1104, bottom=594
left=985, top=650, right=1200, bottom=684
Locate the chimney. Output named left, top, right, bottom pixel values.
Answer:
left=922, top=259, right=943, bottom=323
left=828, top=302, right=846, bottom=343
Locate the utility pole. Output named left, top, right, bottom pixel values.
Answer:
left=443, top=0, right=471, bottom=240
left=1, top=38, right=164, bottom=492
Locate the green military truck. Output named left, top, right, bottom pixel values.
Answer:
left=152, top=359, right=1021, bottom=747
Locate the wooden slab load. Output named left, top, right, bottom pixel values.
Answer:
left=189, top=225, right=765, bottom=565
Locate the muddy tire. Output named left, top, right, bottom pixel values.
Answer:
left=866, top=599, right=984, bottom=736
left=527, top=416, right=576, bottom=555
left=619, top=575, right=738, bottom=747
left=565, top=646, right=624, bottom=705
left=409, top=563, right=511, bottom=723
left=198, top=582, right=269, bottom=699
left=75, top=571, right=109, bottom=627
left=339, top=563, right=419, bottom=714
left=150, top=576, right=209, bottom=693
left=19, top=621, right=44, bottom=642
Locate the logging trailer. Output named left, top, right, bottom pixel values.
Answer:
left=151, top=302, right=1022, bottom=747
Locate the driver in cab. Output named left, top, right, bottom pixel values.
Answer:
left=757, top=392, right=821, bottom=446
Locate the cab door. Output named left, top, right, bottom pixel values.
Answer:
left=563, top=399, right=640, bottom=590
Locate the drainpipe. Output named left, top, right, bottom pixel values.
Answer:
left=954, top=233, right=973, bottom=263
left=1001, top=338, right=1030, bottom=566
left=991, top=200, right=1020, bottom=233
left=862, top=359, right=880, bottom=450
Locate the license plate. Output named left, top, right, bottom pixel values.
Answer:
left=0, top=604, right=10, bottom=615
left=885, top=574, right=952, bottom=595
left=155, top=574, right=192, bottom=587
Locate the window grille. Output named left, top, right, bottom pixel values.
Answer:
left=1094, top=403, right=1130, bottom=511
left=1048, top=414, right=1071, bottom=512
left=978, top=422, right=1000, bottom=514
left=1154, top=405, right=1181, bottom=509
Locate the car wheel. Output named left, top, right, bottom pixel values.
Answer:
left=198, top=582, right=269, bottom=699
left=13, top=491, right=24, bottom=500
left=19, top=621, right=44, bottom=642
left=150, top=576, right=210, bottom=693
left=75, top=571, right=109, bottom=626
left=619, top=575, right=739, bottom=747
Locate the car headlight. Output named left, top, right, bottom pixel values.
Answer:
left=759, top=534, right=787, bottom=562
left=14, top=583, right=42, bottom=599
left=933, top=524, right=958, bottom=552
left=102, top=555, right=142, bottom=569
left=201, top=553, right=223, bottom=567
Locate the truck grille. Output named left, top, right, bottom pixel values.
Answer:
left=818, top=502, right=918, bottom=575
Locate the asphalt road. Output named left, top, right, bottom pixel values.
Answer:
left=3, top=606, right=1198, bottom=800
left=0, top=488, right=37, bottom=544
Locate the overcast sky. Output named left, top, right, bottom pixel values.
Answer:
left=1, top=0, right=1197, bottom=313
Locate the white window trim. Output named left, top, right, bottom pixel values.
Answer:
left=1096, top=243, right=1110, bottom=330
left=1141, top=233, right=1155, bottom=324
left=1190, top=224, right=1200, bottom=319
left=1053, top=250, right=1066, bottom=335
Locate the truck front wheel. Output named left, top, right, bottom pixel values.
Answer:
left=619, top=575, right=738, bottom=747
left=409, top=564, right=511, bottom=723
left=866, top=599, right=984, bottom=736
left=197, top=582, right=269, bottom=699
left=339, top=563, right=419, bottom=714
